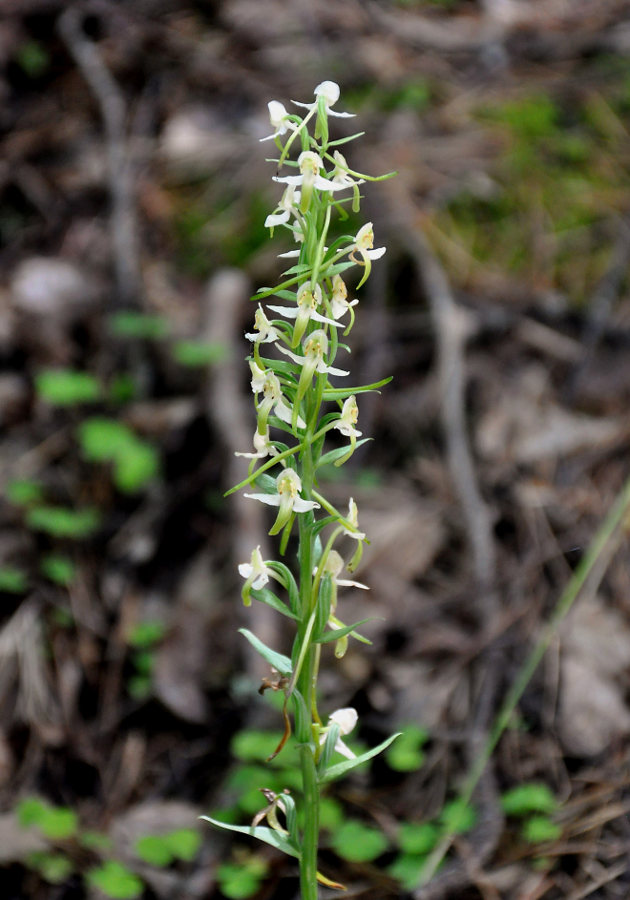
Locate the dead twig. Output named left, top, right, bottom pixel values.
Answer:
left=57, top=5, right=142, bottom=308
left=385, top=194, right=504, bottom=898
left=411, top=227, right=497, bottom=594
left=565, top=215, right=630, bottom=404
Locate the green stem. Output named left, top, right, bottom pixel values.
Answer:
left=296, top=413, right=321, bottom=898
left=299, top=742, right=320, bottom=900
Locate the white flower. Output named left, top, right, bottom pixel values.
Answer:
left=320, top=707, right=358, bottom=759
left=249, top=360, right=268, bottom=394
left=255, top=371, right=306, bottom=430
left=235, top=427, right=277, bottom=459
left=348, top=222, right=386, bottom=289
left=264, top=185, right=301, bottom=229
left=268, top=281, right=341, bottom=348
left=330, top=275, right=358, bottom=321
left=278, top=329, right=349, bottom=377
left=316, top=549, right=368, bottom=657
left=273, top=151, right=347, bottom=194
left=351, top=222, right=386, bottom=263
left=238, top=544, right=272, bottom=605
left=331, top=150, right=364, bottom=187
left=244, top=467, right=320, bottom=535
left=318, top=549, right=368, bottom=591
left=334, top=396, right=362, bottom=439
left=259, top=100, right=295, bottom=142
left=238, top=545, right=270, bottom=590
left=293, top=81, right=355, bottom=119
left=245, top=305, right=283, bottom=344
left=343, top=497, right=365, bottom=541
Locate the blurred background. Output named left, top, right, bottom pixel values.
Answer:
left=1, top=1, right=630, bottom=898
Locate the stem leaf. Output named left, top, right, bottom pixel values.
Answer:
left=200, top=817, right=300, bottom=858
left=314, top=617, right=375, bottom=645
left=319, top=733, right=402, bottom=784
left=317, top=438, right=371, bottom=468
left=249, top=587, right=298, bottom=620
left=323, top=376, right=392, bottom=401
left=238, top=628, right=292, bottom=676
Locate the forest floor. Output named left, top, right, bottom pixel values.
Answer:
left=1, top=2, right=630, bottom=898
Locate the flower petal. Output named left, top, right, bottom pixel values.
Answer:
left=243, top=492, right=282, bottom=507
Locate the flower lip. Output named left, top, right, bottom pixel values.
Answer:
left=319, top=707, right=359, bottom=759
left=238, top=545, right=270, bottom=589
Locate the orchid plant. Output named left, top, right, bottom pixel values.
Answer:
left=203, top=81, right=398, bottom=898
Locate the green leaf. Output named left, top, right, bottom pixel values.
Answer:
left=330, top=820, right=388, bottom=862
left=439, top=800, right=477, bottom=835
left=249, top=587, right=298, bottom=620
left=78, top=830, right=113, bottom=851
left=39, top=807, right=78, bottom=840
left=26, top=851, right=73, bottom=884
left=109, top=373, right=137, bottom=404
left=108, top=311, right=169, bottom=340
left=17, top=797, right=48, bottom=827
left=397, top=822, right=439, bottom=855
left=35, top=370, right=101, bottom=406
left=164, top=828, right=201, bottom=862
left=200, top=817, right=299, bottom=858
left=319, top=797, right=344, bottom=831
left=78, top=418, right=133, bottom=462
left=132, top=649, right=154, bottom=676
left=78, top=418, right=160, bottom=493
left=238, top=629, right=292, bottom=676
left=113, top=440, right=160, bottom=493
left=521, top=815, right=561, bottom=844
left=322, top=375, right=392, bottom=401
left=172, top=340, right=227, bottom=367
left=6, top=479, right=45, bottom=506
left=386, top=724, right=429, bottom=772
left=0, top=566, right=28, bottom=593
left=87, top=861, right=144, bottom=899
left=135, top=835, right=173, bottom=867
left=319, top=733, right=402, bottom=784
left=316, top=438, right=371, bottom=468
left=40, top=554, right=76, bottom=586
left=126, top=620, right=166, bottom=648
left=265, top=562, right=300, bottom=614
left=317, top=723, right=341, bottom=778
left=16, top=40, right=50, bottom=78
left=314, top=618, right=374, bottom=645
left=17, top=798, right=78, bottom=840
left=26, top=506, right=101, bottom=539
left=216, top=859, right=268, bottom=899
left=501, top=783, right=558, bottom=817
left=231, top=730, right=286, bottom=763
left=128, top=674, right=152, bottom=701
left=388, top=853, right=429, bottom=891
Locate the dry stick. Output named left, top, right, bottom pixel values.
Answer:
left=414, top=229, right=496, bottom=590
left=564, top=215, right=630, bottom=404
left=404, top=224, right=504, bottom=898
left=202, top=269, right=278, bottom=683
left=58, top=6, right=142, bottom=308
left=419, top=473, right=630, bottom=891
